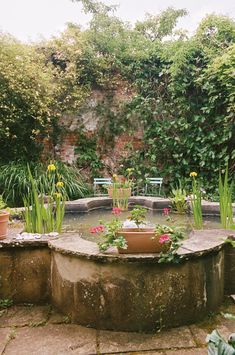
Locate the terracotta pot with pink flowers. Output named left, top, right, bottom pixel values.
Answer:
left=117, top=206, right=173, bottom=254
left=91, top=206, right=184, bottom=255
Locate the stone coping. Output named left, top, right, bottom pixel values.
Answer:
left=2, top=224, right=235, bottom=262
left=48, top=229, right=235, bottom=263
left=65, top=196, right=235, bottom=216
left=0, top=227, right=58, bottom=249
left=65, top=196, right=171, bottom=212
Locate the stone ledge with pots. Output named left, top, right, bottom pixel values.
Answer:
left=47, top=229, right=234, bottom=261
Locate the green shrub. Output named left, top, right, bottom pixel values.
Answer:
left=0, top=35, right=56, bottom=162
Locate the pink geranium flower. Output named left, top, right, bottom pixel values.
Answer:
left=90, top=225, right=105, bottom=234
left=159, top=234, right=171, bottom=244
left=112, top=207, right=122, bottom=215
left=163, top=208, right=171, bottom=216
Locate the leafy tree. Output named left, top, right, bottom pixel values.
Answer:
left=40, top=23, right=90, bottom=113
left=135, top=7, right=188, bottom=41
left=72, top=0, right=117, bottom=15
left=195, top=14, right=235, bottom=55
left=0, top=35, right=56, bottom=162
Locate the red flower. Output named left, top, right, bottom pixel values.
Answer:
left=163, top=208, right=171, bottom=216
left=159, top=234, right=171, bottom=244
left=112, top=207, right=122, bottom=215
left=90, top=225, right=105, bottom=234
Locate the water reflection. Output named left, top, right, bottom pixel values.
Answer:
left=63, top=210, right=221, bottom=242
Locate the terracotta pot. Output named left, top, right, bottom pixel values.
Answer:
left=117, top=228, right=170, bottom=254
left=108, top=187, right=131, bottom=199
left=0, top=210, right=10, bottom=240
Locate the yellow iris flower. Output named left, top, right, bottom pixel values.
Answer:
left=190, top=172, right=197, bottom=177
left=47, top=164, right=56, bottom=172
left=56, top=181, right=64, bottom=187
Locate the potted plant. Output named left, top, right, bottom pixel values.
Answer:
left=91, top=206, right=184, bottom=255
left=0, top=195, right=10, bottom=240
left=117, top=205, right=174, bottom=253
left=107, top=168, right=134, bottom=210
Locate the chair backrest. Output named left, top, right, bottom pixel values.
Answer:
left=94, top=178, right=112, bottom=185
left=146, top=178, right=163, bottom=186
left=93, top=178, right=112, bottom=196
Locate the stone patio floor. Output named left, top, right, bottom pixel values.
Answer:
left=0, top=299, right=234, bottom=355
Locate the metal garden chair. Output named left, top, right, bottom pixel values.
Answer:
left=93, top=178, right=112, bottom=196
left=145, top=177, right=163, bottom=196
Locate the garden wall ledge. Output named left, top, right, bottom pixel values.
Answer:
left=0, top=228, right=59, bottom=249
left=65, top=196, right=234, bottom=215
left=65, top=196, right=171, bottom=212
left=2, top=226, right=234, bottom=259
left=48, top=229, right=235, bottom=263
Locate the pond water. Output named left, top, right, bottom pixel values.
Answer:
left=63, top=209, right=222, bottom=242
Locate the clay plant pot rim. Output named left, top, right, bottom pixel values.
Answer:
left=0, top=210, right=10, bottom=216
left=108, top=187, right=131, bottom=190
left=119, top=228, right=155, bottom=233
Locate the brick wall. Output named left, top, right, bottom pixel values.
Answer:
left=55, top=132, right=78, bottom=164
left=41, top=87, right=142, bottom=168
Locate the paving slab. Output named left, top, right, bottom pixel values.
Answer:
left=165, top=349, right=206, bottom=355
left=118, top=352, right=165, bottom=355
left=47, top=309, right=70, bottom=325
left=99, top=326, right=196, bottom=353
left=0, top=327, right=12, bottom=354
left=0, top=306, right=50, bottom=328
left=189, top=325, right=209, bottom=346
left=4, top=324, right=97, bottom=355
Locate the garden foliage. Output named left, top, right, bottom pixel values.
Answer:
left=0, top=0, right=234, bottom=193
left=0, top=35, right=56, bottom=162
left=0, top=161, right=89, bottom=207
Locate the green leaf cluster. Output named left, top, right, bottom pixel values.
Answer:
left=0, top=35, right=56, bottom=162
left=0, top=161, right=89, bottom=207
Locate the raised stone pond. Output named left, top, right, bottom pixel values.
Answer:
left=0, top=197, right=235, bottom=332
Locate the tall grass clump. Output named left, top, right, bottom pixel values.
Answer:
left=23, top=164, right=65, bottom=233
left=0, top=161, right=89, bottom=207
left=190, top=172, right=203, bottom=229
left=219, top=166, right=234, bottom=229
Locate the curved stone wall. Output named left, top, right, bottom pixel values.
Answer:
left=48, top=230, right=229, bottom=332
